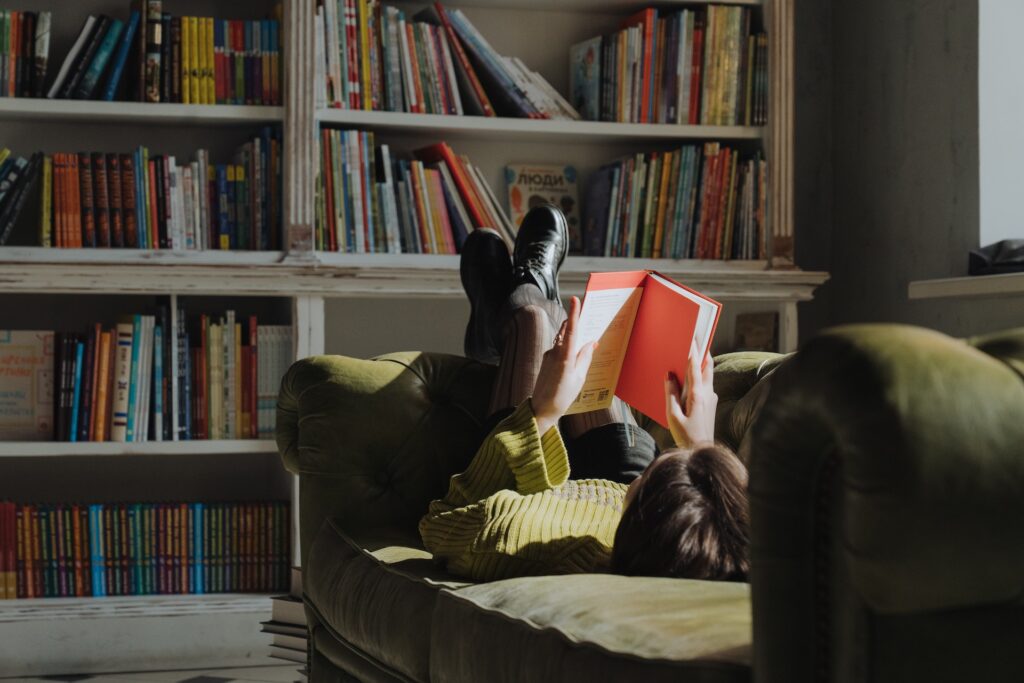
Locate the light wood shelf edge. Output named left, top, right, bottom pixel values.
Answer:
left=316, top=108, right=764, bottom=143
left=0, top=440, right=278, bottom=458
left=908, top=273, right=1024, bottom=300
left=0, top=98, right=284, bottom=125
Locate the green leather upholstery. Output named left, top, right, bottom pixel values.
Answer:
left=749, top=324, right=1024, bottom=683
left=277, top=325, right=1024, bottom=682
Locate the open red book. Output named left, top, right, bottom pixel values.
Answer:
left=567, top=271, right=722, bottom=428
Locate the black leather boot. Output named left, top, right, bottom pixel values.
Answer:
left=460, top=228, right=512, bottom=365
left=512, top=204, right=569, bottom=303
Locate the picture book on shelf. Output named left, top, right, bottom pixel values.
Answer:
left=567, top=270, right=721, bottom=428
left=504, top=164, right=581, bottom=253
left=0, top=331, right=54, bottom=441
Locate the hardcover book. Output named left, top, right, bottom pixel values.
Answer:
left=0, top=330, right=54, bottom=440
left=569, top=36, right=601, bottom=121
left=504, top=163, right=580, bottom=252
left=567, top=271, right=721, bottom=428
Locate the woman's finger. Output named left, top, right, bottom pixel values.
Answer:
left=564, top=296, right=581, bottom=349
left=553, top=318, right=569, bottom=347
left=686, top=339, right=701, bottom=391
left=702, top=347, right=714, bottom=384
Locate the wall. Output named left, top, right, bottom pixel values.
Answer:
left=978, top=0, right=1024, bottom=246
left=828, top=0, right=1024, bottom=335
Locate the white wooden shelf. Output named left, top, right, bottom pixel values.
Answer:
left=0, top=592, right=275, bottom=676
left=0, top=439, right=278, bottom=458
left=0, top=592, right=274, bottom=622
left=426, top=0, right=763, bottom=10
left=908, top=272, right=1024, bottom=299
left=0, top=98, right=284, bottom=126
left=0, top=249, right=828, bottom=300
left=316, top=109, right=763, bottom=144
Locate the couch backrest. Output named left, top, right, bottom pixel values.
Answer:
left=277, top=350, right=785, bottom=563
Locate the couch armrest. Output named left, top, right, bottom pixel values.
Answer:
left=748, top=324, right=1024, bottom=681
left=276, top=352, right=495, bottom=564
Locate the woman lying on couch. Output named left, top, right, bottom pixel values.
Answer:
left=419, top=206, right=749, bottom=583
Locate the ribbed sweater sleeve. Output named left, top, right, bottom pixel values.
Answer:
left=439, top=400, right=570, bottom=508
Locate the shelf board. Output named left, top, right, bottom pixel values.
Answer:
left=908, top=272, right=1024, bottom=300
left=0, top=249, right=828, bottom=300
left=0, top=439, right=278, bottom=458
left=0, top=592, right=275, bottom=623
left=316, top=109, right=763, bottom=144
left=0, top=98, right=284, bottom=126
left=417, top=0, right=763, bottom=10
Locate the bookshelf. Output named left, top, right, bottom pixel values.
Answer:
left=0, top=0, right=824, bottom=676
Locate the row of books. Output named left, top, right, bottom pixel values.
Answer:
left=0, top=129, right=282, bottom=249
left=0, top=500, right=290, bottom=599
left=0, top=147, right=39, bottom=245
left=582, top=143, right=767, bottom=260
left=315, top=1, right=577, bottom=120
left=0, top=10, right=50, bottom=98
left=0, top=315, right=292, bottom=443
left=570, top=5, right=768, bottom=126
left=317, top=132, right=514, bottom=253
left=3, top=3, right=282, bottom=105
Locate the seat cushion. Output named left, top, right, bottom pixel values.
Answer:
left=305, top=518, right=469, bottom=683
left=431, top=574, right=752, bottom=683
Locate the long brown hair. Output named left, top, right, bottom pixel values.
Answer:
left=610, top=445, right=750, bottom=580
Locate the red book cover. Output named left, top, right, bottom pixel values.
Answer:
left=106, top=154, right=124, bottom=248
left=77, top=152, right=96, bottom=248
left=70, top=504, right=83, bottom=597
left=92, top=153, right=111, bottom=247
left=689, top=14, right=705, bottom=125
left=120, top=154, right=138, bottom=248
left=120, top=504, right=130, bottom=595
left=30, top=506, right=42, bottom=598
left=154, top=505, right=163, bottom=594
left=344, top=0, right=360, bottom=109
left=414, top=144, right=486, bottom=229
left=569, top=271, right=721, bottom=429
left=79, top=505, right=91, bottom=596
left=53, top=154, right=64, bottom=248
left=434, top=3, right=495, bottom=116
left=15, top=505, right=26, bottom=598
left=147, top=159, right=160, bottom=249
left=179, top=503, right=188, bottom=593
left=620, top=8, right=656, bottom=123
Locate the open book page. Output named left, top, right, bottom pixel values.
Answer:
left=615, top=273, right=722, bottom=428
left=565, top=272, right=646, bottom=415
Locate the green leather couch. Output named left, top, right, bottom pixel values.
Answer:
left=276, top=324, right=1024, bottom=683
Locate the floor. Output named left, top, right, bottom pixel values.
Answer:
left=1, top=665, right=302, bottom=683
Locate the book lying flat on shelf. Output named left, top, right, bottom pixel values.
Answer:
left=568, top=270, right=721, bottom=428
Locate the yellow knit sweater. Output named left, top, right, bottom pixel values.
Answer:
left=418, top=401, right=627, bottom=581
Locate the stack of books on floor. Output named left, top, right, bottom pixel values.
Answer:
left=0, top=128, right=282, bottom=249
left=0, top=500, right=291, bottom=598
left=314, top=1, right=577, bottom=119
left=36, top=3, right=281, bottom=104
left=570, top=4, right=768, bottom=125
left=317, top=132, right=514, bottom=253
left=265, top=567, right=308, bottom=675
left=582, top=143, right=766, bottom=260
left=0, top=315, right=293, bottom=443
left=0, top=10, right=51, bottom=98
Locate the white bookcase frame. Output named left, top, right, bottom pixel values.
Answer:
left=0, top=0, right=824, bottom=675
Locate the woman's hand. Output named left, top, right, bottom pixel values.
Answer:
left=531, top=296, right=598, bottom=436
left=665, top=340, right=718, bottom=448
